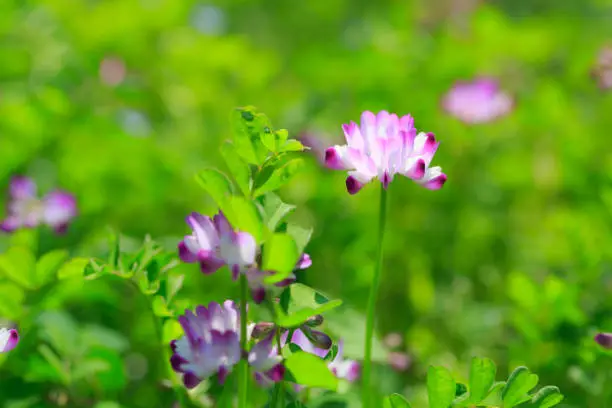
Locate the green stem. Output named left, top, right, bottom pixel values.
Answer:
left=271, top=328, right=285, bottom=408
left=362, top=184, right=389, bottom=408
left=239, top=273, right=249, bottom=408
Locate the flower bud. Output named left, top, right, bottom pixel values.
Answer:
left=595, top=332, right=612, bottom=349
left=305, top=314, right=324, bottom=327
left=251, top=322, right=275, bottom=339
left=303, top=327, right=332, bottom=350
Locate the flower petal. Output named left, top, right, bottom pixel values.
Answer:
left=0, top=328, right=19, bottom=353
left=42, top=191, right=77, bottom=232
left=9, top=177, right=37, bottom=200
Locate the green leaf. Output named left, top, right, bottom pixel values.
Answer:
left=479, top=382, right=505, bottom=406
left=166, top=274, right=184, bottom=303
left=279, top=139, right=305, bottom=153
left=385, top=394, right=412, bottom=408
left=94, top=402, right=123, bottom=408
left=427, top=366, right=456, bottom=408
left=37, top=310, right=80, bottom=358
left=502, top=366, right=539, bottom=407
left=107, top=229, right=122, bottom=269
left=57, top=258, right=91, bottom=280
left=35, top=249, right=69, bottom=287
left=285, top=351, right=338, bottom=391
left=223, top=195, right=265, bottom=242
left=152, top=295, right=173, bottom=317
left=530, top=386, right=564, bottom=408
left=37, top=344, right=70, bottom=385
left=0, top=246, right=36, bottom=289
left=232, top=106, right=271, bottom=165
left=468, top=357, right=497, bottom=403
left=220, top=141, right=252, bottom=196
left=254, top=157, right=304, bottom=197
left=0, top=282, right=25, bottom=320
left=261, top=192, right=296, bottom=231
left=275, top=284, right=343, bottom=328
left=195, top=169, right=234, bottom=207
left=262, top=233, right=300, bottom=284
left=286, top=224, right=313, bottom=254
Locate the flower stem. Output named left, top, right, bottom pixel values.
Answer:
left=239, top=273, right=249, bottom=408
left=271, top=328, right=285, bottom=408
left=362, top=184, right=389, bottom=408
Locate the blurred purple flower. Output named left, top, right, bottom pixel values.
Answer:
left=170, top=301, right=283, bottom=389
left=245, top=253, right=312, bottom=304
left=383, top=332, right=403, bottom=349
left=299, top=131, right=329, bottom=164
left=441, top=78, right=513, bottom=124
left=99, top=57, right=126, bottom=86
left=178, top=211, right=256, bottom=279
left=1, top=176, right=77, bottom=234
left=595, top=332, right=612, bottom=349
left=388, top=351, right=411, bottom=372
left=285, top=329, right=360, bottom=382
left=325, top=111, right=446, bottom=194
left=0, top=328, right=19, bottom=353
left=592, top=46, right=612, bottom=90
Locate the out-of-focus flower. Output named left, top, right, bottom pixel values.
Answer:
left=388, top=351, right=411, bottom=372
left=1, top=176, right=77, bottom=234
left=286, top=329, right=359, bottom=382
left=383, top=332, right=403, bottom=349
left=170, top=301, right=283, bottom=389
left=592, top=45, right=612, bottom=90
left=325, top=111, right=446, bottom=194
left=178, top=212, right=256, bottom=279
left=99, top=57, right=126, bottom=86
left=0, top=327, right=19, bottom=353
left=595, top=332, right=612, bottom=349
left=246, top=253, right=312, bottom=304
left=441, top=78, right=513, bottom=124
left=299, top=131, right=329, bottom=164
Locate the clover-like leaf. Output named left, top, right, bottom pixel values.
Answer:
left=427, top=366, right=456, bottom=408
left=285, top=351, right=338, bottom=391
left=530, top=385, right=564, bottom=408
left=468, top=357, right=497, bottom=403
left=502, top=366, right=539, bottom=407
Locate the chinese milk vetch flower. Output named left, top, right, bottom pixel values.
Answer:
left=595, top=332, right=612, bottom=349
left=178, top=211, right=257, bottom=279
left=1, top=176, right=77, bottom=234
left=0, top=327, right=19, bottom=353
left=592, top=45, right=612, bottom=90
left=170, top=301, right=283, bottom=389
left=246, top=253, right=312, bottom=304
left=286, top=329, right=359, bottom=382
left=441, top=78, right=513, bottom=124
left=324, top=111, right=446, bottom=194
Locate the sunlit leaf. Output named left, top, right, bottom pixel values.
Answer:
left=262, top=233, right=299, bottom=283
left=502, top=366, right=539, bottom=407
left=35, top=249, right=69, bottom=287
left=285, top=351, right=338, bottom=390
left=57, top=258, right=91, bottom=280
left=195, top=169, right=234, bottom=207
left=220, top=141, right=251, bottom=196
left=468, top=357, right=497, bottom=403
left=427, top=366, right=456, bottom=408
left=530, top=385, right=564, bottom=408
left=0, top=246, right=36, bottom=289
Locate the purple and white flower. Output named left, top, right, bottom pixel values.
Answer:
left=286, top=329, right=360, bottom=382
left=170, top=301, right=283, bottom=389
left=1, top=176, right=77, bottom=234
left=246, top=253, right=312, bottom=304
left=178, top=212, right=257, bottom=279
left=441, top=78, right=513, bottom=124
left=0, top=328, right=19, bottom=353
left=325, top=111, right=446, bottom=194
left=592, top=46, right=612, bottom=90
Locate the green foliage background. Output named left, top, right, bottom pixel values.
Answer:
left=1, top=0, right=612, bottom=406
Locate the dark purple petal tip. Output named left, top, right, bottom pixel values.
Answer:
left=595, top=333, right=612, bottom=349
left=345, top=176, right=363, bottom=195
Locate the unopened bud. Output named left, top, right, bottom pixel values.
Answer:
left=251, top=322, right=275, bottom=339
left=305, top=314, right=324, bottom=327
left=303, top=327, right=332, bottom=350
left=595, top=332, right=612, bottom=349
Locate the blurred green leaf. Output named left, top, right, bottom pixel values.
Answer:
left=37, top=311, right=79, bottom=358
left=224, top=195, right=265, bottom=242
left=166, top=273, right=184, bottom=303
left=152, top=295, right=173, bottom=317
left=260, top=192, right=296, bottom=231
left=35, top=249, right=69, bottom=287
left=0, top=282, right=25, bottom=320
left=286, top=224, right=313, bottom=254
left=195, top=168, right=234, bottom=207
left=37, top=344, right=69, bottom=385
left=254, top=157, right=305, bottom=198
left=530, top=386, right=564, bottom=408
left=94, top=403, right=123, bottom=408
left=0, top=246, right=36, bottom=289
left=385, top=394, right=412, bottom=408
left=468, top=357, right=497, bottom=403
left=502, top=367, right=539, bottom=407
left=85, top=347, right=127, bottom=391
left=263, top=233, right=299, bottom=283
left=427, top=366, right=456, bottom=408
left=220, top=141, right=251, bottom=196
left=285, top=351, right=338, bottom=391
left=57, top=257, right=91, bottom=280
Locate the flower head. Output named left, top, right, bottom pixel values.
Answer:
left=325, top=111, right=446, bottom=194
left=0, top=328, right=19, bottom=353
left=1, top=176, right=77, bottom=234
left=442, top=78, right=513, bottom=124
left=592, top=45, right=612, bottom=91
left=178, top=212, right=256, bottom=279
left=170, top=301, right=283, bottom=389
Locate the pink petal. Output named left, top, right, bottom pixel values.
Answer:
left=9, top=177, right=37, bottom=200
left=42, top=191, right=77, bottom=231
